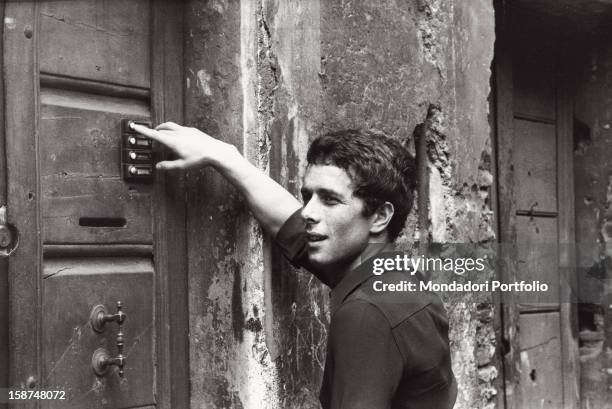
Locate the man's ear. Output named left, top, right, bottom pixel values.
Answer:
left=369, top=202, right=394, bottom=235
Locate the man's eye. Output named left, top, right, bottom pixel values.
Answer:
left=322, top=196, right=340, bottom=205
left=302, top=193, right=312, bottom=203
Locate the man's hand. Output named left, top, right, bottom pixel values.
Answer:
left=131, top=121, right=233, bottom=170
left=131, top=121, right=301, bottom=236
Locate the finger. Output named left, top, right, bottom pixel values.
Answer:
left=131, top=124, right=169, bottom=144
left=155, top=159, right=188, bottom=170
left=155, top=121, right=182, bottom=131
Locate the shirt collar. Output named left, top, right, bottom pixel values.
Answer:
left=329, top=242, right=393, bottom=314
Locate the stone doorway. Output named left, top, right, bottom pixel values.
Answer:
left=494, top=0, right=612, bottom=408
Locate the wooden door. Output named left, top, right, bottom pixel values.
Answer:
left=495, top=5, right=579, bottom=409
left=4, top=1, right=188, bottom=408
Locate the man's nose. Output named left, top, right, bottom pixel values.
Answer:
left=301, top=197, right=321, bottom=224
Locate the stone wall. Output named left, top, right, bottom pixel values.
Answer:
left=183, top=1, right=496, bottom=407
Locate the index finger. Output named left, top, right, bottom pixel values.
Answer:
left=155, top=121, right=182, bottom=131
left=130, top=123, right=168, bottom=143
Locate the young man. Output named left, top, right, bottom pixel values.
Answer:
left=132, top=122, right=457, bottom=409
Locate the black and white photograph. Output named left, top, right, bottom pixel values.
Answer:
left=0, top=0, right=611, bottom=408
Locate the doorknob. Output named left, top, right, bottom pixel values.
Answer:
left=0, top=206, right=19, bottom=257
left=89, top=301, right=126, bottom=333
left=91, top=328, right=126, bottom=377
left=90, top=301, right=126, bottom=377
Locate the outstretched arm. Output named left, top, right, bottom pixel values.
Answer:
left=131, top=122, right=301, bottom=236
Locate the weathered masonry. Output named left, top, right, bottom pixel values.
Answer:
left=1, top=0, right=612, bottom=408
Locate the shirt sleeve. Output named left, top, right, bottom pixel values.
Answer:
left=274, top=208, right=332, bottom=285
left=274, top=208, right=309, bottom=267
left=324, top=300, right=404, bottom=409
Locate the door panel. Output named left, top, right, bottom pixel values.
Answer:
left=513, top=120, right=557, bottom=212
left=516, top=216, right=559, bottom=307
left=40, top=88, right=152, bottom=244
left=513, top=37, right=556, bottom=120
left=519, top=313, right=563, bottom=408
left=42, top=258, right=154, bottom=409
left=38, top=0, right=150, bottom=88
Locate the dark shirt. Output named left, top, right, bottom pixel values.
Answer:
left=275, top=209, right=457, bottom=409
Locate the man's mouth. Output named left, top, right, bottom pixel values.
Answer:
left=307, top=233, right=327, bottom=242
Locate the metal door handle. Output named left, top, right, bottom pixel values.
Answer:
left=0, top=206, right=19, bottom=257
left=90, top=302, right=127, bottom=377
left=91, top=337, right=125, bottom=377
left=90, top=301, right=126, bottom=333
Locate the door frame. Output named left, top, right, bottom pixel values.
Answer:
left=3, top=1, right=188, bottom=407
left=151, top=1, right=189, bottom=408
left=0, top=0, right=8, bottom=404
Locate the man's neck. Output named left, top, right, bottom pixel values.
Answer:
left=328, top=235, right=391, bottom=287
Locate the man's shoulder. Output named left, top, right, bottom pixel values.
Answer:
left=333, top=299, right=391, bottom=328
left=346, top=271, right=446, bottom=328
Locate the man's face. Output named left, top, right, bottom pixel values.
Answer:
left=300, top=164, right=374, bottom=273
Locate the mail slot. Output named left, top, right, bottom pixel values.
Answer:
left=121, top=119, right=154, bottom=182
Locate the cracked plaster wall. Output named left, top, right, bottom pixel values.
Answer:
left=184, top=0, right=496, bottom=408
left=184, top=1, right=279, bottom=408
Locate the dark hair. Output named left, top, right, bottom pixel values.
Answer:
left=306, top=129, right=417, bottom=241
